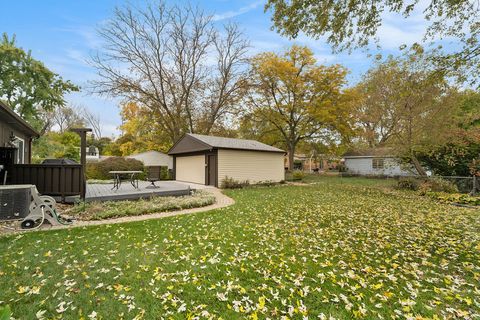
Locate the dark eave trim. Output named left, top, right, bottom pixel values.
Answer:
left=167, top=133, right=213, bottom=155
left=0, top=100, right=40, bottom=138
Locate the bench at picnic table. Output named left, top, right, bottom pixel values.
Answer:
left=109, top=170, right=143, bottom=190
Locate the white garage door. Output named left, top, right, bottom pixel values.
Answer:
left=175, top=155, right=205, bottom=184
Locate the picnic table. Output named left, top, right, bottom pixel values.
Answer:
left=109, top=171, right=143, bottom=190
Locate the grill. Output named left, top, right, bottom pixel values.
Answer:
left=0, top=185, right=31, bottom=220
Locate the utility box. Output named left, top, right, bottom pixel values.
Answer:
left=0, top=185, right=31, bottom=220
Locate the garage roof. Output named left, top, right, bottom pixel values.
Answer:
left=168, top=133, right=285, bottom=155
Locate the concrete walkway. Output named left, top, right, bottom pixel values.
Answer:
left=1, top=188, right=234, bottom=234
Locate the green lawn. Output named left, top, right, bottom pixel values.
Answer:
left=1, top=177, right=479, bottom=319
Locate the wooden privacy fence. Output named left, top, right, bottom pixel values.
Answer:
left=8, top=164, right=85, bottom=201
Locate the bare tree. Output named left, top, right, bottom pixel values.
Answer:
left=55, top=105, right=85, bottom=132
left=39, top=105, right=85, bottom=134
left=80, top=107, right=102, bottom=138
left=91, top=1, right=249, bottom=143
left=199, top=23, right=249, bottom=134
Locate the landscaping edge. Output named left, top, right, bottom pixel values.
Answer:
left=1, top=189, right=234, bottom=234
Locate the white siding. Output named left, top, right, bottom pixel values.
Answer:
left=344, top=157, right=411, bottom=176
left=175, top=155, right=205, bottom=184
left=218, top=149, right=284, bottom=184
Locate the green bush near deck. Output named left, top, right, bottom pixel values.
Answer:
left=86, top=157, right=145, bottom=180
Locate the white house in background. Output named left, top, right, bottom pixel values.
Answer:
left=127, top=150, right=173, bottom=169
left=85, top=146, right=100, bottom=162
left=343, top=148, right=414, bottom=176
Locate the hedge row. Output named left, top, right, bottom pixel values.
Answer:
left=86, top=157, right=145, bottom=180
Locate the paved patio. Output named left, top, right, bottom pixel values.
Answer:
left=66, top=180, right=211, bottom=203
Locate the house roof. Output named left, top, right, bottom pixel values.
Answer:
left=343, top=147, right=395, bottom=158
left=0, top=100, right=40, bottom=138
left=168, top=133, right=285, bottom=155
left=127, top=150, right=172, bottom=167
left=128, top=150, right=170, bottom=157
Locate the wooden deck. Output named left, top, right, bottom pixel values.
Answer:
left=65, top=181, right=194, bottom=203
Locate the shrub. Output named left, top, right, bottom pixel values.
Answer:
left=71, top=191, right=215, bottom=220
left=292, top=170, right=306, bottom=181
left=426, top=192, right=480, bottom=206
left=256, top=180, right=278, bottom=187
left=396, top=177, right=421, bottom=191
left=337, top=163, right=348, bottom=172
left=397, top=176, right=459, bottom=194
left=418, top=177, right=458, bottom=195
left=221, top=176, right=250, bottom=189
left=86, top=157, right=145, bottom=180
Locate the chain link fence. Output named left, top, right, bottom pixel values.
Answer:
left=436, top=176, right=476, bottom=193
left=397, top=175, right=476, bottom=194
left=339, top=172, right=478, bottom=194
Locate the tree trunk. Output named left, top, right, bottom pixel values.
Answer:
left=288, top=145, right=295, bottom=171
left=411, top=155, right=427, bottom=176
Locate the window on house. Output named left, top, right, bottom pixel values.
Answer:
left=14, top=137, right=25, bottom=164
left=372, top=158, right=384, bottom=170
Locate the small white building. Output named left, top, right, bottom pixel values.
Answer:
left=85, top=146, right=100, bottom=162
left=343, top=149, right=413, bottom=176
left=127, top=150, right=173, bottom=169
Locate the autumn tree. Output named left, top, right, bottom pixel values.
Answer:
left=0, top=33, right=79, bottom=133
left=111, top=102, right=172, bottom=156
left=417, top=90, right=480, bottom=176
left=352, top=55, right=458, bottom=175
left=32, top=131, right=81, bottom=163
left=266, top=0, right=480, bottom=86
left=45, top=105, right=85, bottom=133
left=92, top=1, right=249, bottom=144
left=246, top=45, right=351, bottom=169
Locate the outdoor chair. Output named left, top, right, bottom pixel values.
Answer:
left=146, top=166, right=161, bottom=189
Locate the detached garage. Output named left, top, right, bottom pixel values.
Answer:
left=168, top=134, right=285, bottom=187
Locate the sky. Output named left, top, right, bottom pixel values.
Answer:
left=1, top=0, right=433, bottom=137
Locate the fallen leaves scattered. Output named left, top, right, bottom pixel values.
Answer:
left=0, top=177, right=478, bottom=319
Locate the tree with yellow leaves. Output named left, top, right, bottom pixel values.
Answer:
left=246, top=45, right=352, bottom=169
left=114, top=102, right=171, bottom=155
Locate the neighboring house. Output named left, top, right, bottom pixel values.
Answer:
left=288, top=153, right=337, bottom=171
left=0, top=100, right=39, bottom=165
left=343, top=148, right=413, bottom=176
left=168, top=133, right=285, bottom=186
left=85, top=146, right=100, bottom=162
left=127, top=150, right=173, bottom=169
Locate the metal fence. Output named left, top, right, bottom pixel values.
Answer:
left=433, top=176, right=475, bottom=193
left=339, top=172, right=477, bottom=194
left=391, top=175, right=475, bottom=194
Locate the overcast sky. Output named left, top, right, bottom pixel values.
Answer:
left=2, top=0, right=435, bottom=137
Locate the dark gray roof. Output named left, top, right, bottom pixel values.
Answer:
left=188, top=133, right=284, bottom=153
